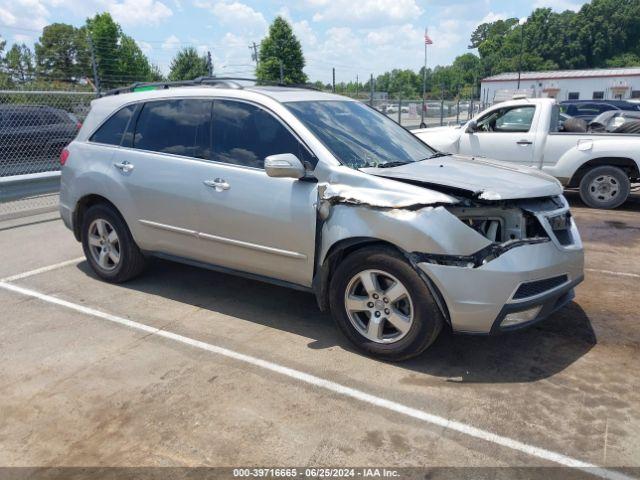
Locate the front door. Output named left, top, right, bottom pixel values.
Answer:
left=459, top=105, right=536, bottom=166
left=193, top=99, right=317, bottom=287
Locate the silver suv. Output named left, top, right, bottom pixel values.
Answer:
left=60, top=80, right=584, bottom=360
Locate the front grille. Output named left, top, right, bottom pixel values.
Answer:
left=513, top=275, right=568, bottom=300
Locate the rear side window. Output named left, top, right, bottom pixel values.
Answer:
left=212, top=99, right=304, bottom=169
left=91, top=105, right=135, bottom=146
left=133, top=99, right=212, bottom=159
left=2, top=109, right=42, bottom=128
left=41, top=110, right=63, bottom=125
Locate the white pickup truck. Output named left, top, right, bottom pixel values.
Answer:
left=413, top=98, right=640, bottom=209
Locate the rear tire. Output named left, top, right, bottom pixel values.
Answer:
left=329, top=246, right=444, bottom=361
left=579, top=166, right=630, bottom=209
left=81, top=204, right=146, bottom=283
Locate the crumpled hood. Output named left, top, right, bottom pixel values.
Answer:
left=361, top=154, right=563, bottom=201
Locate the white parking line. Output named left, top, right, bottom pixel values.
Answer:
left=0, top=278, right=633, bottom=480
left=0, top=257, right=85, bottom=282
left=586, top=268, right=640, bottom=279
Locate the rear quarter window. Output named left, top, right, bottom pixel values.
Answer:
left=90, top=104, right=136, bottom=146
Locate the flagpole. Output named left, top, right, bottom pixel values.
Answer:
left=420, top=28, right=428, bottom=128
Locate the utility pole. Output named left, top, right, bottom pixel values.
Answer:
left=249, top=42, right=259, bottom=66
left=517, top=19, right=525, bottom=90
left=440, top=82, right=445, bottom=126
left=421, top=28, right=431, bottom=128
left=87, top=33, right=100, bottom=96
left=207, top=51, right=213, bottom=76
left=332, top=68, right=335, bottom=93
left=279, top=59, right=284, bottom=84
left=369, top=73, right=374, bottom=106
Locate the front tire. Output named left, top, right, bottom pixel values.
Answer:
left=329, top=246, right=444, bottom=361
left=81, top=204, right=146, bottom=283
left=579, top=166, right=630, bottom=209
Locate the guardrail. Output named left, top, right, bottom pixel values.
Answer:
left=0, top=172, right=60, bottom=221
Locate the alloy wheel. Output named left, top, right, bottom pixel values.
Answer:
left=344, top=269, right=414, bottom=344
left=87, top=218, right=121, bottom=271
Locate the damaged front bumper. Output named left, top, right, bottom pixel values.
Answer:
left=417, top=236, right=584, bottom=334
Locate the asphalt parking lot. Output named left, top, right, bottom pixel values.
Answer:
left=1, top=192, right=638, bottom=479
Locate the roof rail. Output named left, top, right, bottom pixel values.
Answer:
left=102, top=77, right=324, bottom=97
left=103, top=77, right=257, bottom=96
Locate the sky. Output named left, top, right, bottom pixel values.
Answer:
left=0, top=0, right=590, bottom=83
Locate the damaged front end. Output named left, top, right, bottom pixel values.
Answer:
left=315, top=177, right=584, bottom=335
left=413, top=195, right=576, bottom=268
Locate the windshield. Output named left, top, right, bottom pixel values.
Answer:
left=285, top=100, right=435, bottom=169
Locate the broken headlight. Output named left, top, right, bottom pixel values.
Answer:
left=449, top=206, right=529, bottom=242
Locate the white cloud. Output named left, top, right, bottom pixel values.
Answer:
left=476, top=11, right=508, bottom=26
left=0, top=7, right=17, bottom=25
left=0, top=0, right=49, bottom=31
left=162, top=34, right=181, bottom=50
left=194, top=0, right=266, bottom=34
left=13, top=33, right=32, bottom=42
left=308, top=0, right=421, bottom=24
left=136, top=39, right=153, bottom=54
left=106, top=0, right=173, bottom=26
left=533, top=0, right=582, bottom=12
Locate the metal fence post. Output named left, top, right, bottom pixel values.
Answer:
left=369, top=73, right=374, bottom=107
left=397, top=95, right=402, bottom=125
left=456, top=99, right=460, bottom=124
left=87, top=34, right=101, bottom=97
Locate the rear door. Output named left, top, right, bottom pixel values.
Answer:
left=192, top=99, right=317, bottom=287
left=110, top=98, right=216, bottom=260
left=458, top=104, right=536, bottom=166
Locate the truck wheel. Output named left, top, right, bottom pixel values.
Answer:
left=579, top=166, right=630, bottom=209
left=329, top=246, right=444, bottom=361
left=81, top=204, right=147, bottom=283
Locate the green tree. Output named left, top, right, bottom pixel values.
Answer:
left=4, top=43, right=35, bottom=83
left=86, top=12, right=158, bottom=88
left=257, top=16, right=307, bottom=84
left=168, top=47, right=209, bottom=81
left=605, top=52, right=640, bottom=67
left=35, top=23, right=89, bottom=82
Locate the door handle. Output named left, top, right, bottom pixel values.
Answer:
left=113, top=161, right=134, bottom=173
left=517, top=140, right=533, bottom=145
left=204, top=178, right=230, bottom=191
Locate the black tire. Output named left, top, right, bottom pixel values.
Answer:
left=329, top=246, right=444, bottom=361
left=579, top=166, right=630, bottom=209
left=81, top=203, right=146, bottom=283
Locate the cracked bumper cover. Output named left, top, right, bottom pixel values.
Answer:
left=417, top=240, right=584, bottom=334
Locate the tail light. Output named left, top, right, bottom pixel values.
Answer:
left=76, top=122, right=82, bottom=130
left=60, top=147, right=70, bottom=166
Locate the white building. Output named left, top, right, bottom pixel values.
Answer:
left=480, top=67, right=640, bottom=104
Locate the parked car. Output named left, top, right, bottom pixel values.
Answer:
left=414, top=98, right=640, bottom=209
left=60, top=83, right=584, bottom=361
left=588, top=110, right=640, bottom=133
left=560, top=99, right=640, bottom=122
left=0, top=104, right=80, bottom=176
left=0, top=104, right=81, bottom=176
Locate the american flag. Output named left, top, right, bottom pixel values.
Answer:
left=424, top=29, right=433, bottom=45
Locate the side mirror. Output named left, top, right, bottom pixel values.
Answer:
left=264, top=153, right=306, bottom=179
left=465, top=120, right=478, bottom=134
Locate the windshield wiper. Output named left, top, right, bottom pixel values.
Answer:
left=372, top=161, right=412, bottom=168
left=426, top=151, right=452, bottom=159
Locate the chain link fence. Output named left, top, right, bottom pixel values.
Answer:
left=0, top=86, right=485, bottom=221
left=0, top=90, right=95, bottom=220
left=367, top=97, right=481, bottom=129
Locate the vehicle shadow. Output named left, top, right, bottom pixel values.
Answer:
left=78, top=258, right=596, bottom=384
